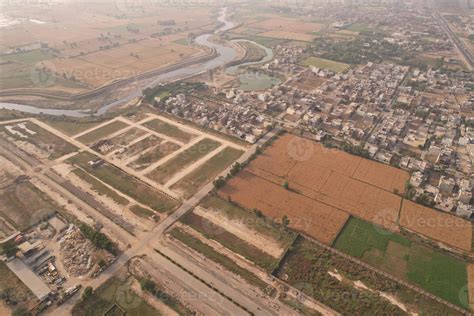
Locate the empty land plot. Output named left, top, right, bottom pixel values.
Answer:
left=334, top=217, right=468, bottom=307
left=171, top=147, right=244, bottom=198
left=68, top=152, right=177, bottom=213
left=1, top=121, right=78, bottom=160
left=0, top=262, right=34, bottom=312
left=169, top=227, right=267, bottom=289
left=129, top=205, right=156, bottom=219
left=399, top=200, right=472, bottom=252
left=42, top=118, right=107, bottom=137
left=200, top=196, right=297, bottom=250
left=76, top=120, right=129, bottom=145
left=146, top=138, right=221, bottom=184
left=94, top=128, right=147, bottom=155
left=300, top=57, right=350, bottom=73
left=128, top=142, right=180, bottom=171
left=0, top=181, right=57, bottom=231
left=143, top=119, right=196, bottom=143
left=114, top=135, right=162, bottom=160
left=244, top=134, right=407, bottom=231
left=182, top=211, right=279, bottom=272
left=72, top=168, right=129, bottom=206
left=219, top=170, right=349, bottom=245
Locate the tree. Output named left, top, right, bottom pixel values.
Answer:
left=282, top=215, right=290, bottom=228
left=212, top=176, right=226, bottom=189
left=1, top=240, right=18, bottom=257
left=254, top=209, right=263, bottom=218
left=82, top=286, right=93, bottom=300
left=283, top=182, right=289, bottom=190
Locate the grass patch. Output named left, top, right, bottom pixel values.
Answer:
left=146, top=138, right=221, bottom=184
left=182, top=212, right=278, bottom=272
left=170, top=227, right=268, bottom=289
left=128, top=142, right=180, bottom=171
left=3, top=50, right=54, bottom=65
left=172, top=38, right=189, bottom=46
left=77, top=121, right=129, bottom=145
left=171, top=147, right=243, bottom=198
left=0, top=181, right=57, bottom=231
left=143, top=119, right=195, bottom=143
left=72, top=168, right=129, bottom=206
left=42, top=118, right=106, bottom=137
left=200, top=196, right=296, bottom=249
left=130, top=205, right=155, bottom=219
left=334, top=217, right=468, bottom=308
left=0, top=261, right=33, bottom=307
left=68, top=152, right=178, bottom=213
left=299, top=56, right=350, bottom=72
left=72, top=277, right=158, bottom=316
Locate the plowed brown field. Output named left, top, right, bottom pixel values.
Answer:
left=400, top=200, right=472, bottom=251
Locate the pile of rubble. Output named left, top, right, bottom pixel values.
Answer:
left=59, top=227, right=94, bottom=277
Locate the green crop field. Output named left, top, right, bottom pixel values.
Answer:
left=334, top=217, right=468, bottom=307
left=299, top=56, right=350, bottom=72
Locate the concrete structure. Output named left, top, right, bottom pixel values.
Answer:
left=6, top=258, right=51, bottom=301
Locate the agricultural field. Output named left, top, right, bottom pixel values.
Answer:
left=278, top=237, right=464, bottom=315
left=334, top=217, right=468, bottom=307
left=0, top=2, right=215, bottom=91
left=1, top=121, right=78, bottom=160
left=220, top=134, right=410, bottom=243
left=0, top=181, right=57, bottom=233
left=399, top=200, right=472, bottom=252
left=299, top=56, right=351, bottom=73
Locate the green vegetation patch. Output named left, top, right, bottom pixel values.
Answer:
left=130, top=205, right=156, bottom=219
left=3, top=50, right=54, bottom=65
left=139, top=278, right=192, bottom=315
left=200, top=196, right=296, bottom=249
left=72, top=277, right=158, bottom=316
left=42, top=118, right=107, bottom=137
left=72, top=168, right=129, bottom=206
left=143, top=119, right=195, bottom=143
left=171, top=147, right=243, bottom=198
left=0, top=181, right=57, bottom=231
left=77, top=121, right=129, bottom=145
left=182, top=212, right=278, bottom=272
left=69, top=152, right=178, bottom=213
left=334, top=217, right=468, bottom=308
left=146, top=138, right=221, bottom=184
left=299, top=56, right=350, bottom=73
left=170, top=227, right=267, bottom=289
left=279, top=237, right=464, bottom=315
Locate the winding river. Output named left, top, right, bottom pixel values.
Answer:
left=0, top=8, right=272, bottom=117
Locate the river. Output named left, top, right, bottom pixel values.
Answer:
left=0, top=8, right=272, bottom=117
